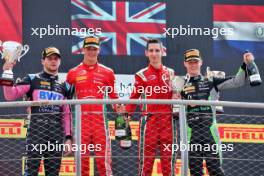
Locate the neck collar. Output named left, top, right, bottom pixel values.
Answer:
left=188, top=74, right=203, bottom=81
left=41, top=71, right=58, bottom=79
left=149, top=64, right=163, bottom=72
left=82, top=62, right=98, bottom=70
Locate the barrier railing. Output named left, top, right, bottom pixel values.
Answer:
left=0, top=99, right=263, bottom=176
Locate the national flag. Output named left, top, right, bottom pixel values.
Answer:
left=71, top=0, right=166, bottom=56
left=0, top=0, right=22, bottom=43
left=213, top=4, right=264, bottom=59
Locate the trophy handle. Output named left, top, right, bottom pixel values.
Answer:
left=18, top=44, right=29, bottom=61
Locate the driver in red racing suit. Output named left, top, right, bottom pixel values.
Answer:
left=66, top=36, right=119, bottom=176
left=126, top=39, right=177, bottom=176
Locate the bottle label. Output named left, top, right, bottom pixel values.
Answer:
left=173, top=105, right=180, bottom=113
left=120, top=140, right=132, bottom=147
left=250, top=74, right=261, bottom=82
left=115, top=129, right=126, bottom=137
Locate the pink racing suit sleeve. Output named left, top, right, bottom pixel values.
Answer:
left=3, top=85, right=30, bottom=101
left=62, top=102, right=72, bottom=137
left=63, top=78, right=74, bottom=139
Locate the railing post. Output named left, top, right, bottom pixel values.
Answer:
left=179, top=105, right=188, bottom=176
left=75, top=104, right=81, bottom=176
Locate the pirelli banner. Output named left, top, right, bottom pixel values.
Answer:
left=2, top=119, right=263, bottom=143
left=0, top=118, right=264, bottom=175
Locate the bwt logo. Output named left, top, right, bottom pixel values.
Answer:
left=39, top=91, right=63, bottom=100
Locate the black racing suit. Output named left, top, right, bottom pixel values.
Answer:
left=3, top=71, right=72, bottom=176
left=180, top=63, right=247, bottom=176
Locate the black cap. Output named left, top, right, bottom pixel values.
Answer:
left=184, top=49, right=202, bottom=62
left=42, top=47, right=61, bottom=59
left=83, top=36, right=100, bottom=48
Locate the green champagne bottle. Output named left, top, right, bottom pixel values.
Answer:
left=120, top=121, right=132, bottom=149
left=115, top=114, right=126, bottom=140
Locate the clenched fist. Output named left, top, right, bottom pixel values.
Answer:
left=243, top=52, right=254, bottom=65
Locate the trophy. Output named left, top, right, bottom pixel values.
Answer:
left=0, top=41, right=29, bottom=86
left=206, top=67, right=225, bottom=113
left=171, top=76, right=186, bottom=113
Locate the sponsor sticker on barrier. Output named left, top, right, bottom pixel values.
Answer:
left=0, top=119, right=26, bottom=138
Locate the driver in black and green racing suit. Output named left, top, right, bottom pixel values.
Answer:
left=175, top=49, right=255, bottom=176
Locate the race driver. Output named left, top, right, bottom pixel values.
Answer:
left=176, top=49, right=254, bottom=176
left=126, top=38, right=177, bottom=176
left=2, top=47, right=72, bottom=176
left=66, top=36, right=120, bottom=176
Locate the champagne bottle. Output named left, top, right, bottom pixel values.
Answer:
left=244, top=51, right=262, bottom=86
left=247, top=62, right=262, bottom=86
left=120, top=121, right=132, bottom=149
left=115, top=114, right=126, bottom=140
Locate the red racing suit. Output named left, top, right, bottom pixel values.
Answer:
left=66, top=62, right=118, bottom=176
left=126, top=64, right=177, bottom=176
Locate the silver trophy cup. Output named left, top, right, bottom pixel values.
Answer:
left=0, top=41, right=29, bottom=86
left=171, top=76, right=185, bottom=113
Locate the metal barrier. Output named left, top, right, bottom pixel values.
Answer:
left=0, top=99, right=263, bottom=176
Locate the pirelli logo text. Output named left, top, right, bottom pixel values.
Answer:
left=218, top=124, right=264, bottom=143
left=0, top=119, right=27, bottom=138
left=1, top=119, right=263, bottom=144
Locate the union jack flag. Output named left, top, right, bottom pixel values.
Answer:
left=71, top=0, right=166, bottom=56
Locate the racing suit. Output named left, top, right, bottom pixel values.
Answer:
left=180, top=63, right=247, bottom=176
left=126, top=64, right=177, bottom=176
left=66, top=62, right=118, bottom=176
left=3, top=71, right=72, bottom=176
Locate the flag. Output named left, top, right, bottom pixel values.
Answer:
left=71, top=0, right=166, bottom=56
left=213, top=4, right=264, bottom=59
left=0, top=0, right=22, bottom=43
